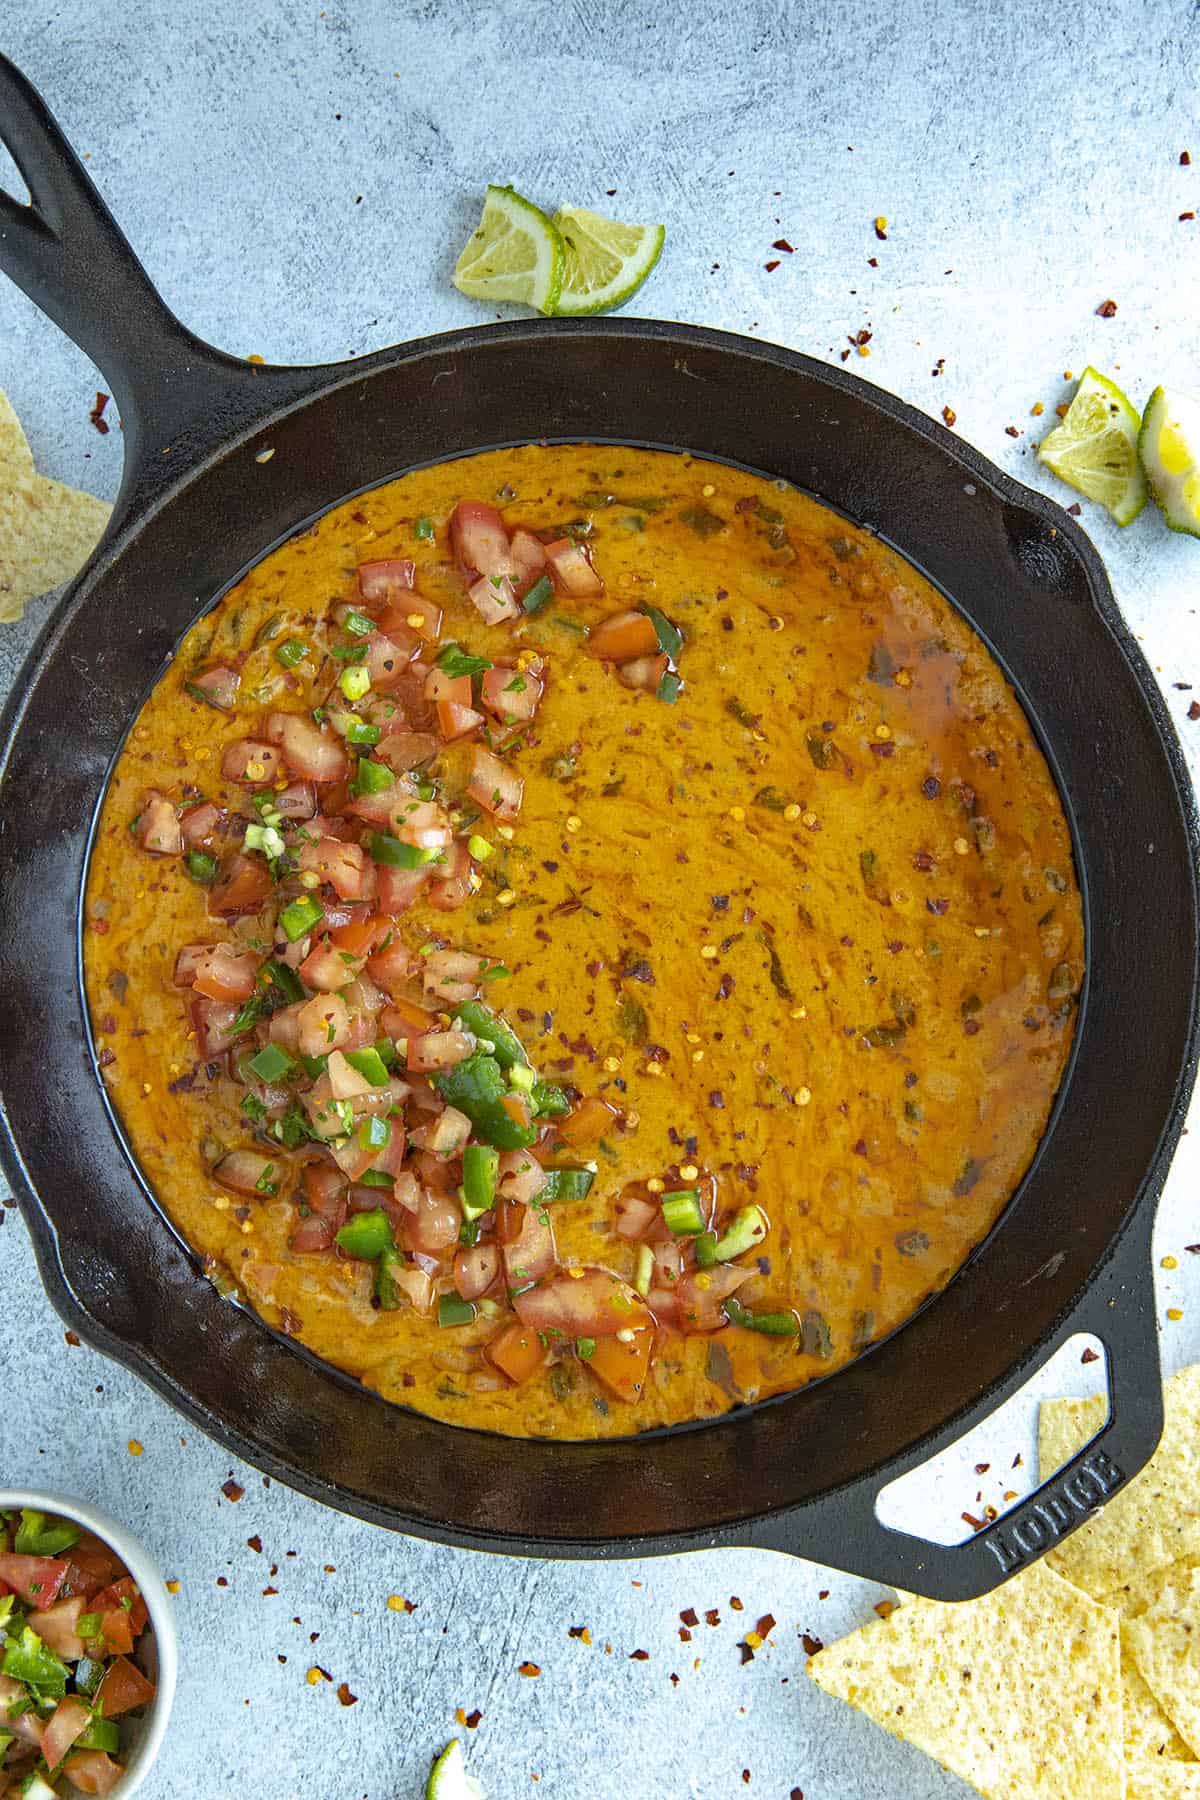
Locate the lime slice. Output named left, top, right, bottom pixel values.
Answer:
left=548, top=206, right=665, bottom=316
left=426, top=1739, right=486, bottom=1800
left=1036, top=366, right=1147, bottom=526
left=453, top=186, right=565, bottom=313
left=1139, top=385, right=1200, bottom=538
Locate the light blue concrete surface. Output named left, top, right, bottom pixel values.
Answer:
left=1, top=2, right=1199, bottom=1796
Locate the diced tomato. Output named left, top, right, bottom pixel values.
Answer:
left=508, top=528, right=548, bottom=597
left=298, top=836, right=375, bottom=902
left=329, top=916, right=385, bottom=956
left=397, top=1186, right=461, bottom=1253
left=191, top=996, right=241, bottom=1057
left=297, top=993, right=351, bottom=1056
left=486, top=1320, right=548, bottom=1385
left=28, top=1594, right=88, bottom=1658
left=0, top=1670, right=43, bottom=1746
left=481, top=665, right=543, bottom=726
left=220, top=738, right=283, bottom=783
left=179, top=800, right=223, bottom=849
left=501, top=1202, right=555, bottom=1286
left=0, top=1554, right=72, bottom=1614
left=92, top=1576, right=148, bottom=1642
left=94, top=1655, right=156, bottom=1718
left=391, top=797, right=452, bottom=849
left=422, top=948, right=483, bottom=1004
left=408, top=1104, right=470, bottom=1158
left=375, top=730, right=440, bottom=772
left=424, top=669, right=471, bottom=707
left=390, top=1263, right=436, bottom=1313
left=587, top=609, right=658, bottom=662
left=191, top=943, right=260, bottom=1003
left=406, top=1029, right=475, bottom=1072
left=267, top=1001, right=305, bottom=1050
left=62, top=1750, right=126, bottom=1795
left=265, top=712, right=350, bottom=783
left=42, top=1696, right=92, bottom=1771
left=275, top=780, right=317, bottom=820
left=513, top=1267, right=651, bottom=1337
left=172, top=942, right=210, bottom=987
left=380, top=997, right=439, bottom=1038
left=299, top=938, right=359, bottom=991
left=468, top=748, right=523, bottom=821
left=558, top=1096, right=618, bottom=1145
left=450, top=500, right=517, bottom=581
left=379, top=594, right=442, bottom=640
left=134, top=791, right=182, bottom=856
left=586, top=1329, right=653, bottom=1403
left=292, top=1164, right=348, bottom=1252
left=427, top=837, right=474, bottom=912
left=214, top=1150, right=281, bottom=1198
left=208, top=851, right=273, bottom=918
left=677, top=1265, right=754, bottom=1332
left=468, top=573, right=520, bottom=624
left=454, top=1241, right=501, bottom=1300
left=357, top=557, right=416, bottom=601
left=438, top=698, right=486, bottom=741
left=365, top=937, right=414, bottom=995
left=544, top=537, right=603, bottom=596
left=344, top=784, right=397, bottom=830
left=366, top=630, right=416, bottom=691
left=374, top=862, right=432, bottom=913
left=618, top=652, right=669, bottom=692
left=188, top=664, right=240, bottom=711
left=614, top=1193, right=659, bottom=1239
left=497, top=1149, right=547, bottom=1206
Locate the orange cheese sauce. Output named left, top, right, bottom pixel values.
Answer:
left=84, top=444, right=1083, bottom=1438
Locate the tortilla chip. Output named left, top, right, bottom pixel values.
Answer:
left=0, top=389, right=35, bottom=475
left=1123, top=1632, right=1194, bottom=1763
left=0, top=467, right=111, bottom=621
left=1127, top=1770, right=1200, bottom=1800
left=1038, top=1364, right=1200, bottom=1598
left=807, top=1561, right=1124, bottom=1800
left=1125, top=1565, right=1200, bottom=1757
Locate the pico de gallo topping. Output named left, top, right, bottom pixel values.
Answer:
left=131, top=501, right=719, bottom=1407
left=0, top=1509, right=155, bottom=1798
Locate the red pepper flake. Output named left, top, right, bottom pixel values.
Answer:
left=1067, top=502, right=1082, bottom=516
left=1081, top=1346, right=1100, bottom=1363
left=772, top=239, right=794, bottom=253
left=874, top=1600, right=896, bottom=1620
left=216, top=1576, right=229, bottom=1588
left=567, top=1625, right=591, bottom=1641
left=756, top=1614, right=777, bottom=1639
left=1096, top=298, right=1118, bottom=317
left=89, top=392, right=111, bottom=435
left=764, top=260, right=781, bottom=272
left=738, top=1641, right=755, bottom=1665
left=679, top=1627, right=693, bottom=1642
left=90, top=918, right=109, bottom=934
left=729, top=1596, right=744, bottom=1612
left=1183, top=150, right=1193, bottom=164
left=1005, top=425, right=1021, bottom=438
left=868, top=256, right=878, bottom=268
left=926, top=897, right=950, bottom=915
left=818, top=1590, right=829, bottom=1600
left=1186, top=1244, right=1200, bottom=1254
left=629, top=1648, right=650, bottom=1661
left=247, top=1535, right=263, bottom=1553
left=1187, top=701, right=1200, bottom=721
left=705, top=1608, right=721, bottom=1628
left=942, top=405, right=957, bottom=428
left=262, top=1586, right=278, bottom=1596
left=1182, top=212, right=1197, bottom=222
left=336, top=1682, right=357, bottom=1707
left=874, top=218, right=888, bottom=241
left=680, top=1607, right=699, bottom=1627
left=975, top=1463, right=990, bottom=1475
left=962, top=1511, right=986, bottom=1531
left=221, top=1479, right=245, bottom=1502
left=742, top=1772, right=751, bottom=1785
left=800, top=1632, right=824, bottom=1656
left=64, top=1330, right=81, bottom=1346
left=518, top=1661, right=541, bottom=1677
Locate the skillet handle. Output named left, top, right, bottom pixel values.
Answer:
left=742, top=1221, right=1164, bottom=1601
left=0, top=54, right=317, bottom=505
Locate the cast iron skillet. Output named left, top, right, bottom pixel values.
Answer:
left=1, top=55, right=1197, bottom=1601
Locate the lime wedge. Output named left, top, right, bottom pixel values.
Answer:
left=453, top=186, right=565, bottom=313
left=1036, top=366, right=1147, bottom=526
left=1139, top=384, right=1200, bottom=539
left=426, top=1740, right=486, bottom=1800
left=548, top=206, right=665, bottom=316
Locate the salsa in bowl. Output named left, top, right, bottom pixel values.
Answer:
left=83, top=443, right=1083, bottom=1441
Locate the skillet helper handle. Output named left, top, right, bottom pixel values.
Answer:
left=746, top=1231, right=1165, bottom=1601
left=0, top=55, right=311, bottom=493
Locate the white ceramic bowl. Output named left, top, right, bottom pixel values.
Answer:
left=0, top=1489, right=177, bottom=1797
